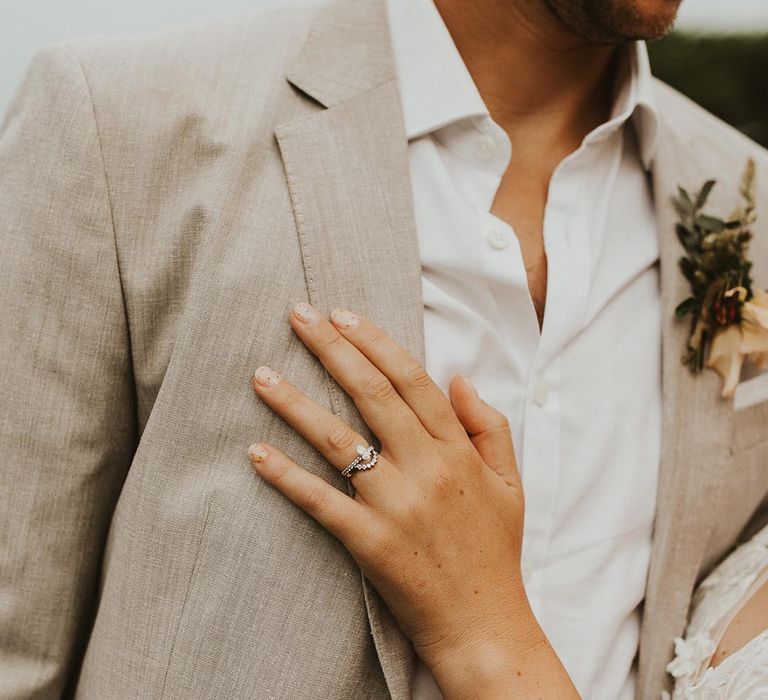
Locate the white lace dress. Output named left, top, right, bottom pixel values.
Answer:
left=664, top=524, right=768, bottom=699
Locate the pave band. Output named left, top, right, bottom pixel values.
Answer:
left=342, top=444, right=379, bottom=478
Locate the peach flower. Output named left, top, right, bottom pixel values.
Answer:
left=706, top=286, right=768, bottom=398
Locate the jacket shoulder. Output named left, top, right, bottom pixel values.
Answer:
left=62, top=6, right=318, bottom=88
left=35, top=6, right=321, bottom=147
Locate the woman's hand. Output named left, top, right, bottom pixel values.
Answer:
left=247, top=302, right=578, bottom=698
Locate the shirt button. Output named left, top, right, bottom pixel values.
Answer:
left=472, top=135, right=496, bottom=161
left=486, top=226, right=510, bottom=250
left=533, top=381, right=549, bottom=407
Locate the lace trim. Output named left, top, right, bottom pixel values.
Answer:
left=666, top=524, right=768, bottom=697
left=669, top=629, right=768, bottom=699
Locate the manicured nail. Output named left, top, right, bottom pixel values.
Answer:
left=460, top=374, right=477, bottom=396
left=331, top=308, right=359, bottom=329
left=293, top=302, right=320, bottom=324
left=248, top=443, right=268, bottom=463
left=253, top=365, right=282, bottom=386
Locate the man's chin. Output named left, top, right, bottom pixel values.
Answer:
left=544, top=0, right=682, bottom=44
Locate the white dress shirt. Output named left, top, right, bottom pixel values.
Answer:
left=385, top=1, right=663, bottom=698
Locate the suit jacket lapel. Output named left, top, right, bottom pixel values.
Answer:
left=276, top=1, right=422, bottom=697
left=637, top=105, right=737, bottom=698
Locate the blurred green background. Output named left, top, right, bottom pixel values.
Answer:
left=648, top=33, right=768, bottom=147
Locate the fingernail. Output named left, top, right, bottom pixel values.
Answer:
left=293, top=302, right=320, bottom=324
left=331, top=308, right=359, bottom=329
left=248, top=443, right=268, bottom=463
left=253, top=365, right=282, bottom=386
left=460, top=374, right=477, bottom=396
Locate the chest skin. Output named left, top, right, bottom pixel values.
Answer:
left=711, top=576, right=768, bottom=668
left=491, top=166, right=550, bottom=330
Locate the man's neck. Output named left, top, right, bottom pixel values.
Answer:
left=433, top=0, right=620, bottom=154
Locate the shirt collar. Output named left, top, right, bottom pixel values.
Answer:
left=386, top=0, right=659, bottom=170
left=604, top=39, right=659, bottom=169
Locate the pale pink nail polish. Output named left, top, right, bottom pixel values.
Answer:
left=248, top=443, right=268, bottom=463
left=253, top=365, right=282, bottom=386
left=331, top=308, right=359, bottom=329
left=293, top=302, right=320, bottom=324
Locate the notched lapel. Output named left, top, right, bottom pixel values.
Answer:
left=274, top=84, right=424, bottom=365
left=275, top=11, right=423, bottom=692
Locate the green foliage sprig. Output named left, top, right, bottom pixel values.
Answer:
left=674, top=158, right=756, bottom=372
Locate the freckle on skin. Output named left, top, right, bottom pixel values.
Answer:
left=516, top=671, right=522, bottom=677
left=459, top=489, right=464, bottom=495
left=474, top=589, right=478, bottom=594
left=437, top=563, right=442, bottom=568
left=413, top=551, right=418, bottom=556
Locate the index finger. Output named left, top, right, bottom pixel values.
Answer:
left=329, top=308, right=465, bottom=442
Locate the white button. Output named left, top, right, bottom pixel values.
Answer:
left=472, top=135, right=496, bottom=160
left=486, top=226, right=510, bottom=250
left=533, top=381, right=549, bottom=407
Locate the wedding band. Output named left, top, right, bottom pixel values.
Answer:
left=342, top=444, right=379, bottom=478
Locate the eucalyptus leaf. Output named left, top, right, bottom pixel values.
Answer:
left=678, top=186, right=693, bottom=211
left=675, top=297, right=697, bottom=318
left=672, top=196, right=691, bottom=221
left=676, top=223, right=691, bottom=248
left=696, top=214, right=726, bottom=233
left=696, top=179, right=716, bottom=208
left=679, top=257, right=696, bottom=283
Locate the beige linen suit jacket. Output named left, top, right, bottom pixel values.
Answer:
left=1, top=1, right=767, bottom=698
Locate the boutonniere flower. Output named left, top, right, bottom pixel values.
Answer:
left=674, top=158, right=768, bottom=399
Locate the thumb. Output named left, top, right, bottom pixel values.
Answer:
left=449, top=374, right=519, bottom=484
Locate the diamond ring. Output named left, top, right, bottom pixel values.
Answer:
left=341, top=444, right=379, bottom=478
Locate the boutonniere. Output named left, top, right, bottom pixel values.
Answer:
left=674, top=158, right=768, bottom=399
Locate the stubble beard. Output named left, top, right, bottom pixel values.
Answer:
left=543, top=0, right=679, bottom=43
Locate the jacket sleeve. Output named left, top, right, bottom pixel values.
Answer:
left=0, top=43, right=137, bottom=698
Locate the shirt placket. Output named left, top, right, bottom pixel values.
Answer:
left=445, top=115, right=595, bottom=608
left=518, top=165, right=593, bottom=607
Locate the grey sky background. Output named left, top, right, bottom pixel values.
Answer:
left=2, top=0, right=768, bottom=117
